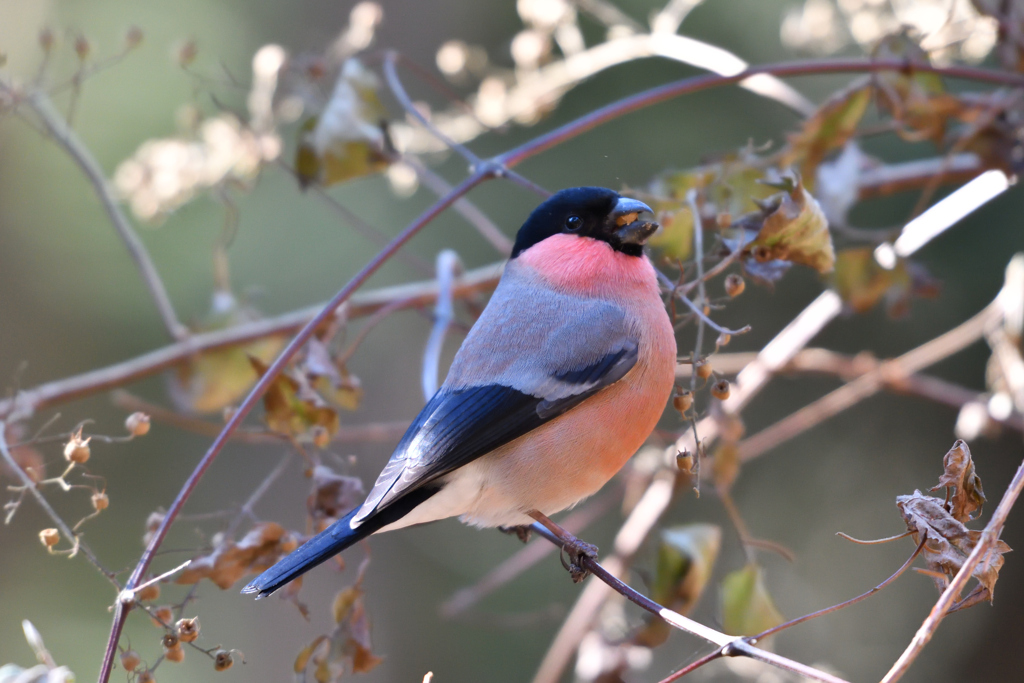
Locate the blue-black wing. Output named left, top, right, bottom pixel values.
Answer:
left=351, top=344, right=636, bottom=525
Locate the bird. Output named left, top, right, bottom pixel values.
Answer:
left=243, top=186, right=677, bottom=598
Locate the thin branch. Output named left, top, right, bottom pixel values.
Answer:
left=95, top=170, right=493, bottom=683
left=529, top=521, right=850, bottom=683
left=737, top=300, right=1003, bottom=463
left=675, top=292, right=751, bottom=336
left=882, top=279, right=1024, bottom=683
left=0, top=262, right=506, bottom=422
left=0, top=422, right=118, bottom=587
left=24, top=91, right=188, bottom=341
left=401, top=155, right=515, bottom=254
left=752, top=534, right=927, bottom=641
left=497, top=58, right=1024, bottom=168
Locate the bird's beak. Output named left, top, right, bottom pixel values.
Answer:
left=610, top=197, right=658, bottom=246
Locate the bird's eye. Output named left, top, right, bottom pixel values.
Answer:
left=565, top=215, right=583, bottom=231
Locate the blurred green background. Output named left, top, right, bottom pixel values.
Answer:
left=2, top=1, right=1023, bottom=682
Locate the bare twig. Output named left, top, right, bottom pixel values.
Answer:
left=0, top=262, right=506, bottom=422
left=738, top=300, right=1003, bottom=463
left=96, top=170, right=493, bottom=683
left=24, top=91, right=187, bottom=341
left=529, top=520, right=850, bottom=683
left=0, top=422, right=118, bottom=587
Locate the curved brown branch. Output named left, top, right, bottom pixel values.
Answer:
left=95, top=171, right=492, bottom=683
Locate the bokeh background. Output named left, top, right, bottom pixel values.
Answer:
left=2, top=1, right=1023, bottom=682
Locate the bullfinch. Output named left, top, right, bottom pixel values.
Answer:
left=243, top=187, right=677, bottom=598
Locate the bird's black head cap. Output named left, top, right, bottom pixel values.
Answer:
left=511, top=187, right=657, bottom=259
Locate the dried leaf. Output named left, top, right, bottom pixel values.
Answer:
left=296, top=558, right=382, bottom=682
left=304, top=338, right=363, bottom=411
left=829, top=247, right=940, bottom=317
left=873, top=31, right=966, bottom=144
left=309, top=466, right=365, bottom=533
left=177, top=522, right=298, bottom=589
left=781, top=80, right=872, bottom=180
left=295, top=59, right=390, bottom=188
left=169, top=297, right=285, bottom=414
left=720, top=564, right=784, bottom=636
left=930, top=440, right=986, bottom=523
left=746, top=174, right=834, bottom=274
left=897, top=491, right=1010, bottom=608
left=249, top=357, right=340, bottom=442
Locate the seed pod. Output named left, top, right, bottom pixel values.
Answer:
left=716, top=212, right=732, bottom=229
left=310, top=425, right=331, bottom=449
left=176, top=40, right=198, bottom=67
left=695, top=360, right=713, bottom=381
left=124, top=26, right=144, bottom=49
left=711, top=379, right=731, bottom=401
left=672, top=391, right=693, bottom=414
left=138, top=671, right=155, bottom=683
left=724, top=274, right=745, bottom=298
left=74, top=35, right=90, bottom=61
left=161, top=633, right=179, bottom=650
left=676, top=448, right=695, bottom=475
left=715, top=333, right=731, bottom=348
left=39, top=28, right=55, bottom=53
left=39, top=528, right=60, bottom=548
left=91, top=491, right=109, bottom=511
left=120, top=649, right=141, bottom=672
left=152, top=605, right=173, bottom=627
left=125, top=412, right=151, bottom=436
left=137, top=583, right=160, bottom=602
left=175, top=617, right=199, bottom=643
left=164, top=645, right=184, bottom=663
left=64, top=432, right=91, bottom=464
left=213, top=650, right=234, bottom=672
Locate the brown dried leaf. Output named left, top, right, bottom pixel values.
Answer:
left=873, top=30, right=967, bottom=145
left=296, top=558, right=382, bottom=682
left=897, top=491, right=1010, bottom=607
left=929, top=440, right=987, bottom=523
left=309, top=466, right=365, bottom=532
left=177, top=522, right=298, bottom=590
left=781, top=79, right=872, bottom=180
left=743, top=174, right=834, bottom=274
left=249, top=357, right=340, bottom=442
left=711, top=442, right=740, bottom=493
left=304, top=338, right=363, bottom=411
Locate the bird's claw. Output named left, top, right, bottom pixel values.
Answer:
left=559, top=537, right=598, bottom=583
left=499, top=524, right=533, bottom=544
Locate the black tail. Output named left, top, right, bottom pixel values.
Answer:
left=241, top=486, right=439, bottom=598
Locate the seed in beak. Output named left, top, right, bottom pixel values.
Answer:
left=615, top=212, right=638, bottom=227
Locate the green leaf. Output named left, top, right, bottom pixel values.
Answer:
left=721, top=564, right=783, bottom=636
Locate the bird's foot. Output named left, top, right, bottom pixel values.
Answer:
left=559, top=536, right=598, bottom=583
left=499, top=524, right=533, bottom=544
